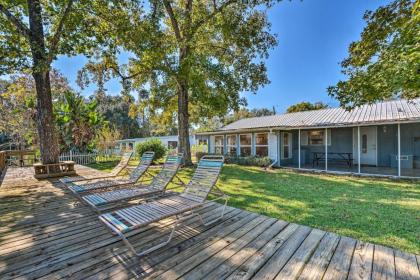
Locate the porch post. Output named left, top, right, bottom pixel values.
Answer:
left=298, top=129, right=301, bottom=169
left=398, top=123, right=401, bottom=177
left=357, top=126, right=361, bottom=174
left=325, top=128, right=328, bottom=171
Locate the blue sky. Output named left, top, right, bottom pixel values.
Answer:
left=53, top=0, right=390, bottom=113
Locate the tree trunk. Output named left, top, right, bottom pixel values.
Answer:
left=32, top=71, right=59, bottom=164
left=28, top=0, right=59, bottom=164
left=177, top=80, right=192, bottom=166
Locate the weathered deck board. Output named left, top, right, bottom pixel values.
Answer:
left=0, top=166, right=418, bottom=280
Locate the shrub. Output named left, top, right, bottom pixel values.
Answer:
left=225, top=155, right=272, bottom=167
left=135, top=138, right=166, bottom=162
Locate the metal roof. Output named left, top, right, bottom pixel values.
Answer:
left=212, top=98, right=420, bottom=132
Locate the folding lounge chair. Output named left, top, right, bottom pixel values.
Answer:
left=59, top=152, right=133, bottom=184
left=67, top=151, right=155, bottom=197
left=99, top=155, right=228, bottom=257
left=82, top=153, right=184, bottom=212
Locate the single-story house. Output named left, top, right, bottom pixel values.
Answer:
left=115, top=135, right=196, bottom=152
left=196, top=98, right=420, bottom=178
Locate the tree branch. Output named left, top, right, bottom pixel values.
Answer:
left=0, top=3, right=32, bottom=41
left=46, top=0, right=74, bottom=64
left=191, top=0, right=237, bottom=36
left=162, top=0, right=183, bottom=43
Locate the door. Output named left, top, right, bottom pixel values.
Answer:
left=358, top=126, right=377, bottom=166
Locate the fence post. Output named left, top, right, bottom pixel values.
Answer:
left=69, top=150, right=73, bottom=162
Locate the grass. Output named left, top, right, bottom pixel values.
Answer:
left=88, top=161, right=420, bottom=254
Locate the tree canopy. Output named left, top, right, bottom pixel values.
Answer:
left=77, top=0, right=279, bottom=164
left=286, top=101, right=329, bottom=113
left=328, top=0, right=419, bottom=108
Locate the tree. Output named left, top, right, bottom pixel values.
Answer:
left=78, top=0, right=278, bottom=165
left=0, top=70, right=73, bottom=147
left=328, top=0, right=419, bottom=108
left=55, top=91, right=102, bottom=152
left=0, top=0, right=95, bottom=164
left=286, top=101, right=329, bottom=113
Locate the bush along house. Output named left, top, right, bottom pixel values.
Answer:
left=196, top=99, right=420, bottom=178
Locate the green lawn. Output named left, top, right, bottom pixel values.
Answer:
left=88, top=162, right=420, bottom=254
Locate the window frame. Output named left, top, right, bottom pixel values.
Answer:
left=214, top=135, right=224, bottom=155
left=255, top=133, right=269, bottom=157
left=239, top=134, right=252, bottom=157
left=281, top=132, right=292, bottom=159
left=226, top=134, right=237, bottom=155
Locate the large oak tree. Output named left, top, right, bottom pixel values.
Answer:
left=78, top=0, right=279, bottom=165
left=328, top=0, right=419, bottom=108
left=0, top=0, right=95, bottom=164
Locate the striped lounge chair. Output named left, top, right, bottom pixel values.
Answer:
left=82, top=153, right=184, bottom=212
left=67, top=152, right=155, bottom=198
left=99, top=155, right=228, bottom=257
left=59, top=152, right=133, bottom=185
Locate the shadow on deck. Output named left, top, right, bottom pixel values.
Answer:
left=0, top=166, right=418, bottom=279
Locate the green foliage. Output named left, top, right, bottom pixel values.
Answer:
left=75, top=0, right=280, bottom=163
left=286, top=101, right=329, bottom=113
left=55, top=91, right=103, bottom=152
left=223, top=107, right=276, bottom=125
left=0, top=70, right=72, bottom=146
left=0, top=0, right=98, bottom=75
left=225, top=155, right=272, bottom=167
left=92, top=94, right=143, bottom=139
left=135, top=138, right=167, bottom=162
left=328, top=0, right=420, bottom=108
left=94, top=124, right=121, bottom=153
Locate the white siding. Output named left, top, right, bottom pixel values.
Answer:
left=268, top=132, right=278, bottom=161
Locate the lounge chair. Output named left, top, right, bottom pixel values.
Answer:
left=59, top=152, right=133, bottom=184
left=98, top=155, right=228, bottom=257
left=82, top=153, right=184, bottom=212
left=67, top=151, right=155, bottom=197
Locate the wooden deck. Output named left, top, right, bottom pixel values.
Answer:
left=0, top=166, right=419, bottom=280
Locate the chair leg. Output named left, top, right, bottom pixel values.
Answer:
left=118, top=214, right=186, bottom=257
left=197, top=196, right=228, bottom=226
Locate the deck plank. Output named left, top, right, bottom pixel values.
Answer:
left=323, top=236, right=357, bottom=280
left=226, top=223, right=300, bottom=280
left=252, top=225, right=312, bottom=279
left=205, top=220, right=289, bottom=280
left=348, top=241, right=374, bottom=280
left=0, top=167, right=417, bottom=280
left=394, top=250, right=420, bottom=280
left=274, top=228, right=325, bottom=280
left=297, top=232, right=341, bottom=280
left=372, top=245, right=396, bottom=280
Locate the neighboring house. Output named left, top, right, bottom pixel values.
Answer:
left=196, top=99, right=420, bottom=178
left=115, top=135, right=196, bottom=152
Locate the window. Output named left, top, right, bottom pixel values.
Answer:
left=255, top=133, right=268, bottom=157
left=362, top=134, right=367, bottom=153
left=214, top=135, right=224, bottom=154
left=168, top=141, right=178, bottom=150
left=282, top=132, right=292, bottom=159
left=226, top=135, right=237, bottom=155
left=198, top=139, right=208, bottom=146
left=309, top=131, right=324, bottom=145
left=240, top=134, right=252, bottom=156
left=128, top=143, right=134, bottom=150
left=303, top=130, right=331, bottom=146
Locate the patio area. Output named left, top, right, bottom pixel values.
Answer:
left=0, top=166, right=419, bottom=280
